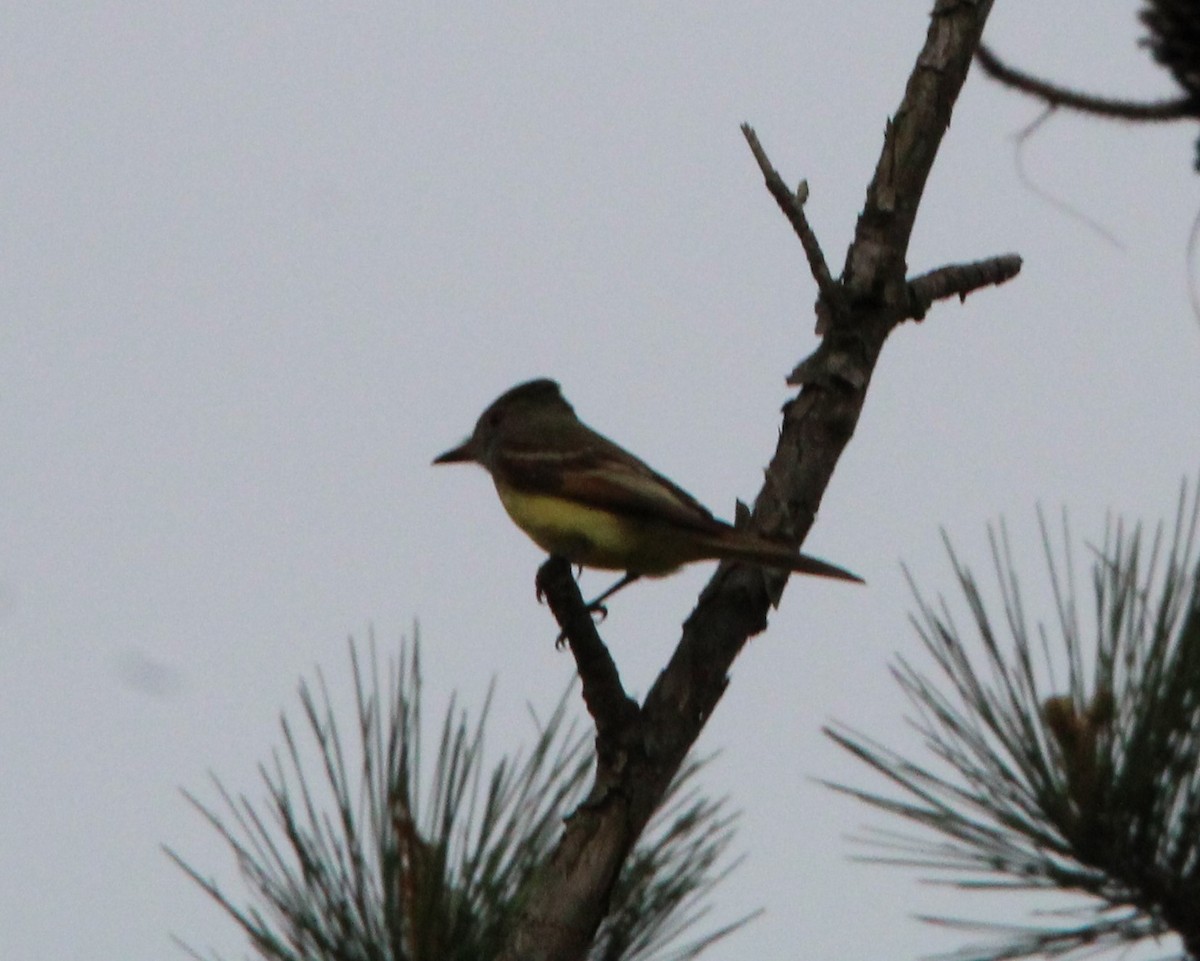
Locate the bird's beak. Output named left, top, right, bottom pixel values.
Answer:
left=432, top=437, right=478, bottom=465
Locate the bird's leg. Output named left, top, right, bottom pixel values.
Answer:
left=584, top=571, right=641, bottom=620
left=539, top=562, right=641, bottom=649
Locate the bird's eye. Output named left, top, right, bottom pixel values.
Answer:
left=487, top=410, right=503, bottom=427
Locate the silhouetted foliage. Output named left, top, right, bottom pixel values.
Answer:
left=169, top=634, right=754, bottom=961
left=829, top=487, right=1200, bottom=961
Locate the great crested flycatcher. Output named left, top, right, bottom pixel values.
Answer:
left=433, top=378, right=862, bottom=605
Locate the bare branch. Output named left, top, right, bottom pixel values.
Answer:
left=535, top=557, right=641, bottom=747
left=905, top=253, right=1022, bottom=320
left=976, top=43, right=1196, bottom=121
left=501, top=3, right=1001, bottom=958
left=741, top=123, right=842, bottom=314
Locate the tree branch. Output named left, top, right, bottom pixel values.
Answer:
left=975, top=43, right=1196, bottom=121
left=500, top=3, right=1000, bottom=958
left=741, top=123, right=842, bottom=320
left=535, top=557, right=641, bottom=752
left=905, top=253, right=1022, bottom=320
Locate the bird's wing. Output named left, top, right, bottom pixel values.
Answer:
left=495, top=431, right=728, bottom=535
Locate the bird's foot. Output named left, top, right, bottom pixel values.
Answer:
left=554, top=599, right=609, bottom=649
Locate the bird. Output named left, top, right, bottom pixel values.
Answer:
left=433, top=378, right=862, bottom=609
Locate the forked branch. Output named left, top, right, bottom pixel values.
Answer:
left=507, top=3, right=1003, bottom=959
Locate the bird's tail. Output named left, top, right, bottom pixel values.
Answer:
left=707, top=531, right=863, bottom=583
left=787, top=550, right=863, bottom=583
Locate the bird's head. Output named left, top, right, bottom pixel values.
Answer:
left=433, top=378, right=574, bottom=468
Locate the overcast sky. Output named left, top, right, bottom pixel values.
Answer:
left=4, top=3, right=1199, bottom=960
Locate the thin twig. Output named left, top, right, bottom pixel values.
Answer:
left=741, top=123, right=842, bottom=311
left=976, top=44, right=1195, bottom=121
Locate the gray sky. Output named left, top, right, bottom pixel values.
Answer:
left=3, top=3, right=1198, bottom=959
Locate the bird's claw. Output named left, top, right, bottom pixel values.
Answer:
left=553, top=600, right=609, bottom=649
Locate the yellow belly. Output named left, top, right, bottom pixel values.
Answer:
left=494, top=483, right=690, bottom=574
